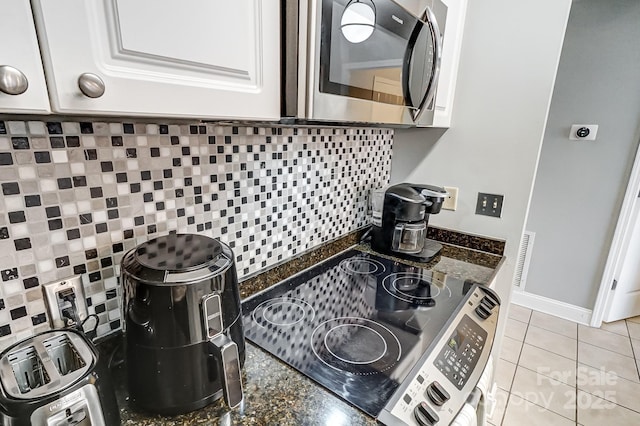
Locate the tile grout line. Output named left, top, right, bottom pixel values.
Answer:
left=507, top=391, right=578, bottom=424
left=524, top=334, right=639, bottom=380
left=575, top=319, right=640, bottom=419
left=517, top=365, right=578, bottom=422
left=625, top=319, right=640, bottom=382
left=579, top=322, right=638, bottom=357
left=577, top=339, right=639, bottom=363
left=519, top=338, right=577, bottom=364
left=511, top=310, right=640, bottom=423
left=520, top=309, right=579, bottom=424
left=498, top=309, right=532, bottom=426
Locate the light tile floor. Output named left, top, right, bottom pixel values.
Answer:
left=489, top=304, right=640, bottom=426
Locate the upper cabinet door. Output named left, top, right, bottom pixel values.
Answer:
left=31, top=0, right=280, bottom=120
left=431, top=0, right=467, bottom=128
left=0, top=0, right=50, bottom=114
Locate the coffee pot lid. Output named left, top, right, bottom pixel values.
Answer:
left=386, top=184, right=424, bottom=202
left=386, top=183, right=447, bottom=202
left=134, top=233, right=223, bottom=272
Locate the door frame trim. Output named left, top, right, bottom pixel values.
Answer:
left=592, top=134, right=640, bottom=326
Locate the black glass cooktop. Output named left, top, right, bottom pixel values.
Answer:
left=241, top=249, right=475, bottom=417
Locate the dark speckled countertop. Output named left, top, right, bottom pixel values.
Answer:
left=110, top=227, right=505, bottom=425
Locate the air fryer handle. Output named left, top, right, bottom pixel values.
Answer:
left=210, top=334, right=244, bottom=408
left=202, top=293, right=244, bottom=408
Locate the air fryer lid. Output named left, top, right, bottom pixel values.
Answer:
left=125, top=233, right=233, bottom=285
left=135, top=233, right=222, bottom=272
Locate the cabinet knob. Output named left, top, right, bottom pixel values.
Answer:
left=78, top=73, right=105, bottom=98
left=0, top=65, right=29, bottom=95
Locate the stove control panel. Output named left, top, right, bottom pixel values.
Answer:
left=433, top=314, right=487, bottom=390
left=378, top=286, right=500, bottom=426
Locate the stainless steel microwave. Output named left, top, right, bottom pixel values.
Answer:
left=282, top=0, right=447, bottom=127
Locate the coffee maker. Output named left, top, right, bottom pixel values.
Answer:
left=371, top=183, right=447, bottom=261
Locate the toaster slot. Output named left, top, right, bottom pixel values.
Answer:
left=7, top=346, right=50, bottom=394
left=43, top=334, right=86, bottom=376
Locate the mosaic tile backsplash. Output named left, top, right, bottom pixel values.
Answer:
left=0, top=120, right=393, bottom=349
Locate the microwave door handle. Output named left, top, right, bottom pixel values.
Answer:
left=402, top=24, right=419, bottom=116
left=421, top=6, right=443, bottom=117
left=403, top=7, right=443, bottom=122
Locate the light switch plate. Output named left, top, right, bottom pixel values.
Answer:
left=475, top=193, right=504, bottom=218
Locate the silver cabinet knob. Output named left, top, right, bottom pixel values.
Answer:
left=77, top=73, right=105, bottom=98
left=0, top=65, right=29, bottom=95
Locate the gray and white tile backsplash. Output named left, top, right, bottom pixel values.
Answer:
left=0, top=120, right=393, bottom=349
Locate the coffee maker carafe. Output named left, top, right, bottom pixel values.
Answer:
left=371, top=183, right=447, bottom=261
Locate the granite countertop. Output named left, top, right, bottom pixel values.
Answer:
left=110, top=228, right=505, bottom=425
left=111, top=342, right=377, bottom=426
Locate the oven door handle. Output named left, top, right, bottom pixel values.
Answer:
left=402, top=6, right=442, bottom=122
left=449, top=401, right=478, bottom=426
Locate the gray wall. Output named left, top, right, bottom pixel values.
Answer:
left=524, top=0, right=640, bottom=309
left=392, top=0, right=572, bottom=348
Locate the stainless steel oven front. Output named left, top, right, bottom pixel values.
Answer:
left=283, top=0, right=447, bottom=127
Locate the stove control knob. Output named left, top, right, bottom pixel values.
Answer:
left=475, top=297, right=496, bottom=320
left=480, top=293, right=499, bottom=309
left=475, top=303, right=492, bottom=320
left=426, top=381, right=450, bottom=406
left=414, top=401, right=439, bottom=426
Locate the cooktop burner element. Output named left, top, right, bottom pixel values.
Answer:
left=252, top=297, right=315, bottom=328
left=311, top=317, right=401, bottom=375
left=339, top=257, right=386, bottom=275
left=382, top=272, right=450, bottom=306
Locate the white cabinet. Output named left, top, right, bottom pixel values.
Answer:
left=0, top=0, right=51, bottom=114
left=432, top=0, right=467, bottom=128
left=30, top=0, right=280, bottom=121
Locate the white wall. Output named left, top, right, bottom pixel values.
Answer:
left=522, top=0, right=640, bottom=311
left=392, top=0, right=572, bottom=346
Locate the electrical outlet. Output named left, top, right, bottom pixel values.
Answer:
left=43, top=276, right=88, bottom=329
left=475, top=193, right=504, bottom=218
left=432, top=271, right=447, bottom=286
left=442, top=187, right=458, bottom=211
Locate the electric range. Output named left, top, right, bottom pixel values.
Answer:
left=241, top=248, right=500, bottom=425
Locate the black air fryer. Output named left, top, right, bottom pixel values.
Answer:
left=121, top=233, right=245, bottom=415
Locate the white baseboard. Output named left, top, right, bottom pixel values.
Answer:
left=510, top=290, right=592, bottom=325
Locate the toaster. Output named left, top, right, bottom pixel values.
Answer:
left=0, top=329, right=120, bottom=425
